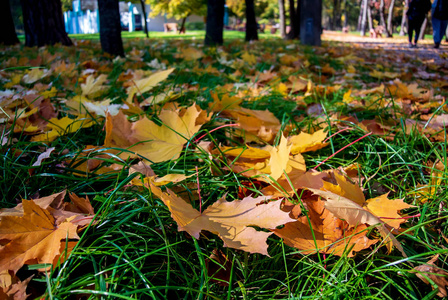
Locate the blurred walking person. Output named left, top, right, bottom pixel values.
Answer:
left=406, top=0, right=431, bottom=47
left=432, top=0, right=448, bottom=48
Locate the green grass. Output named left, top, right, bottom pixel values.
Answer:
left=17, top=30, right=280, bottom=43
left=1, top=35, right=448, bottom=299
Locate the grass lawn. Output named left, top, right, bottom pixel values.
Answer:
left=1, top=34, right=448, bottom=299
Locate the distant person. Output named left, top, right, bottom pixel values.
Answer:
left=406, top=0, right=432, bottom=48
left=432, top=0, right=448, bottom=48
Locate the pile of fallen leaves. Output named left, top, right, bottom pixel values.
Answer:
left=1, top=37, right=448, bottom=298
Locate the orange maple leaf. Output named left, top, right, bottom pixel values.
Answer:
left=0, top=200, right=80, bottom=274
left=275, top=198, right=378, bottom=257
left=150, top=183, right=296, bottom=255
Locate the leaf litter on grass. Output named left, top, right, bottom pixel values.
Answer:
left=1, top=37, right=448, bottom=298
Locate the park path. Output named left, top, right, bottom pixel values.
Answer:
left=322, top=31, right=447, bottom=65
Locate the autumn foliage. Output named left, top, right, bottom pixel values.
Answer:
left=1, top=36, right=448, bottom=298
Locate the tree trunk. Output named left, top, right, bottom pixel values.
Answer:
left=300, top=0, right=322, bottom=45
left=386, top=0, right=396, bottom=37
left=367, top=4, right=373, bottom=31
left=245, top=0, right=258, bottom=41
left=179, top=16, right=188, bottom=34
left=399, top=0, right=408, bottom=36
left=342, top=0, right=348, bottom=27
left=332, top=0, right=341, bottom=30
left=205, top=0, right=224, bottom=45
left=357, top=0, right=364, bottom=31
left=360, top=0, right=368, bottom=36
left=139, top=0, right=149, bottom=38
left=98, top=0, right=124, bottom=57
left=286, top=0, right=300, bottom=39
left=379, top=0, right=387, bottom=27
left=0, top=0, right=19, bottom=45
left=20, top=0, right=72, bottom=47
left=279, top=0, right=286, bottom=38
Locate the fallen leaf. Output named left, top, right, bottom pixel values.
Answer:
left=289, top=129, right=328, bottom=154
left=150, top=183, right=296, bottom=255
left=206, top=249, right=232, bottom=286
left=414, top=255, right=448, bottom=297
left=0, top=273, right=33, bottom=300
left=126, top=68, right=174, bottom=103
left=307, top=188, right=407, bottom=256
left=0, top=200, right=80, bottom=274
left=275, top=197, right=377, bottom=257
left=105, top=104, right=209, bottom=162
left=81, top=74, right=108, bottom=98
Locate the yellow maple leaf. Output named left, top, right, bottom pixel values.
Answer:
left=31, top=115, right=95, bottom=142
left=81, top=74, right=109, bottom=98
left=105, top=104, right=209, bottom=162
left=268, top=135, right=292, bottom=180
left=365, top=194, right=414, bottom=229
left=289, top=129, right=328, bottom=154
left=180, top=47, right=204, bottom=61
left=22, top=68, right=51, bottom=84
left=241, top=52, right=257, bottom=66
left=126, top=68, right=174, bottom=103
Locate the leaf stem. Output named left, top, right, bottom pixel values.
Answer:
left=313, top=132, right=373, bottom=170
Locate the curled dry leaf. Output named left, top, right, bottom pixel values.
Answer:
left=308, top=188, right=408, bottom=256
left=274, top=197, right=378, bottom=257
left=414, top=255, right=448, bottom=297
left=0, top=273, right=33, bottom=300
left=206, top=249, right=232, bottom=287
left=150, top=183, right=296, bottom=255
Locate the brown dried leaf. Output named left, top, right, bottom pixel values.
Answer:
left=414, top=255, right=448, bottom=297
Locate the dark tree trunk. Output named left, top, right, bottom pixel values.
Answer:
left=332, top=0, right=341, bottom=30
left=279, top=0, right=286, bottom=37
left=245, top=0, right=258, bottom=41
left=0, top=0, right=19, bottom=45
left=342, top=0, right=348, bottom=27
left=300, top=0, right=322, bottom=45
left=139, top=0, right=149, bottom=38
left=20, top=0, right=72, bottom=47
left=98, top=0, right=124, bottom=57
left=286, top=0, right=300, bottom=39
left=205, top=0, right=224, bottom=45
left=179, top=16, right=187, bottom=34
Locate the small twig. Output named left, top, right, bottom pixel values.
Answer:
left=380, top=213, right=421, bottom=220
left=194, top=123, right=240, bottom=143
left=313, top=132, right=373, bottom=170
left=323, top=127, right=352, bottom=143
left=196, top=166, right=202, bottom=213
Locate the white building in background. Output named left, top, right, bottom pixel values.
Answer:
left=64, top=0, right=204, bottom=34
